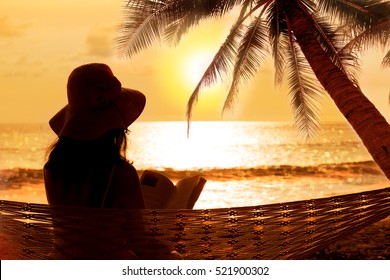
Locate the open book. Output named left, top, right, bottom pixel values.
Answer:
left=140, top=170, right=206, bottom=209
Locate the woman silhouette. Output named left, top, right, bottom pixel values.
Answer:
left=44, top=63, right=182, bottom=260
left=44, top=63, right=146, bottom=209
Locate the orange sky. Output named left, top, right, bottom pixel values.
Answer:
left=1, top=0, right=389, bottom=124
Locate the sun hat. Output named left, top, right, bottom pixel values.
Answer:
left=49, top=63, right=146, bottom=140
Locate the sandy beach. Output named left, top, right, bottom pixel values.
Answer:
left=310, top=216, right=390, bottom=260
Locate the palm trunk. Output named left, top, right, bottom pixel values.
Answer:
left=283, top=0, right=390, bottom=180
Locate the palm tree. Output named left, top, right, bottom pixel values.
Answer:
left=116, top=0, right=390, bottom=179
left=337, top=1, right=390, bottom=68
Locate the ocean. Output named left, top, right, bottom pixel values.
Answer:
left=0, top=121, right=388, bottom=209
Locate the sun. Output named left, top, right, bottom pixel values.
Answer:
left=184, top=52, right=214, bottom=85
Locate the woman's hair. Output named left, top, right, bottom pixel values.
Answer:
left=45, top=129, right=130, bottom=207
left=46, top=128, right=129, bottom=173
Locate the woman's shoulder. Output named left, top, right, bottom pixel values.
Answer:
left=113, top=160, right=139, bottom=179
left=115, top=160, right=137, bottom=171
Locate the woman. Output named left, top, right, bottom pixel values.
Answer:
left=45, top=63, right=145, bottom=209
left=44, top=63, right=146, bottom=259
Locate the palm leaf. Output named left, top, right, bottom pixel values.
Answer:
left=162, top=0, right=237, bottom=45
left=338, top=1, right=390, bottom=66
left=316, top=0, right=382, bottom=29
left=285, top=30, right=324, bottom=139
left=223, top=15, right=270, bottom=112
left=163, top=12, right=200, bottom=46
left=267, top=1, right=288, bottom=86
left=185, top=0, right=253, bottom=130
left=185, top=23, right=245, bottom=131
left=117, top=0, right=247, bottom=57
left=340, top=19, right=390, bottom=59
left=116, top=0, right=167, bottom=57
left=117, top=0, right=387, bottom=140
left=382, top=49, right=390, bottom=68
left=311, top=12, right=361, bottom=86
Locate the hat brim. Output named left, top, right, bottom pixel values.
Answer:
left=49, top=88, right=145, bottom=140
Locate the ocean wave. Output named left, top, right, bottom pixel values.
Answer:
left=0, top=168, right=44, bottom=189
left=156, top=160, right=384, bottom=180
left=1, top=161, right=383, bottom=188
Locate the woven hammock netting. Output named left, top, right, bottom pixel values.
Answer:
left=1, top=187, right=389, bottom=260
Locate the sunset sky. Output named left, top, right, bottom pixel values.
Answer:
left=1, top=0, right=389, bottom=124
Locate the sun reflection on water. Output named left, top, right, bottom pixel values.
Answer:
left=129, top=121, right=296, bottom=171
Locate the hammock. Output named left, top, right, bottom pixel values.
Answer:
left=1, top=187, right=389, bottom=260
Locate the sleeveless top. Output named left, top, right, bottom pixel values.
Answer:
left=44, top=163, right=116, bottom=208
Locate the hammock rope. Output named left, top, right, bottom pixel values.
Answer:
left=1, top=187, right=390, bottom=260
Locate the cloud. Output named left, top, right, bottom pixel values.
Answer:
left=0, top=16, right=30, bottom=38
left=85, top=26, right=114, bottom=58
left=1, top=56, right=46, bottom=78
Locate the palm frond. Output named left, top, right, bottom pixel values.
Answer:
left=312, top=13, right=361, bottom=86
left=163, top=13, right=199, bottom=46
left=117, top=0, right=247, bottom=57
left=162, top=0, right=236, bottom=46
left=285, top=32, right=324, bottom=139
left=116, top=0, right=168, bottom=58
left=185, top=14, right=247, bottom=130
left=186, top=0, right=254, bottom=129
left=315, top=0, right=384, bottom=29
left=340, top=19, right=390, bottom=53
left=222, top=15, right=270, bottom=112
left=339, top=18, right=389, bottom=72
left=267, top=1, right=288, bottom=86
left=338, top=0, right=390, bottom=51
left=272, top=33, right=290, bottom=86
left=162, top=17, right=187, bottom=46
left=364, top=0, right=390, bottom=19
left=382, top=49, right=390, bottom=68
left=118, top=0, right=387, bottom=140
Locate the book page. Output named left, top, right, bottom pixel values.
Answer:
left=165, top=176, right=206, bottom=209
left=140, top=171, right=175, bottom=209
left=187, top=177, right=207, bottom=209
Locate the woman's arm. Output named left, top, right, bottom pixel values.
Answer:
left=109, top=161, right=145, bottom=209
